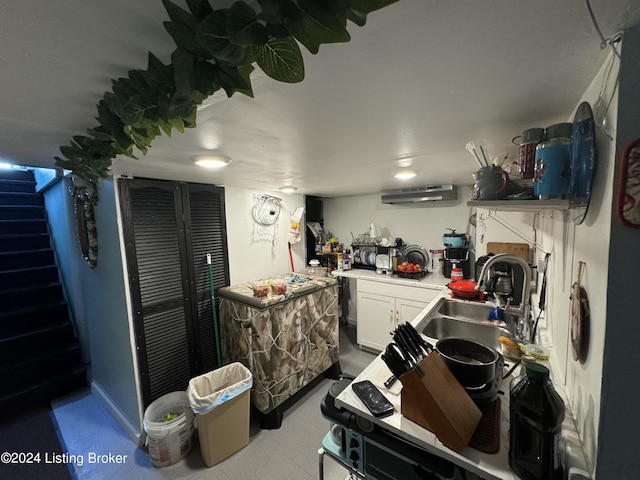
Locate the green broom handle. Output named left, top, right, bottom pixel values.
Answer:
left=207, top=253, right=222, bottom=368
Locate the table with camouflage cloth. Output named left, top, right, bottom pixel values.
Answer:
left=219, top=274, right=340, bottom=416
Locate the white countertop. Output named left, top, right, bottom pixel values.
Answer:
left=334, top=291, right=590, bottom=479
left=332, top=268, right=451, bottom=290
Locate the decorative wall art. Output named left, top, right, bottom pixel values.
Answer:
left=617, top=138, right=640, bottom=228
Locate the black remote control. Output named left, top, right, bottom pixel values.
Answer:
left=351, top=380, right=394, bottom=417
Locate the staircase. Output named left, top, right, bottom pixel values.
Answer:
left=0, top=169, right=86, bottom=415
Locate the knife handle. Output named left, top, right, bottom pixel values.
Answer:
left=384, top=375, right=398, bottom=389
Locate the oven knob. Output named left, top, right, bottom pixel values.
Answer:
left=350, top=438, right=359, bottom=448
left=355, top=415, right=374, bottom=432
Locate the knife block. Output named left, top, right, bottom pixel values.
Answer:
left=399, top=352, right=482, bottom=451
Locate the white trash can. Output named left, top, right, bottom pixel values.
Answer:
left=143, top=391, right=194, bottom=468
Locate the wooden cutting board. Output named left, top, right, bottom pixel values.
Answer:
left=486, top=242, right=530, bottom=262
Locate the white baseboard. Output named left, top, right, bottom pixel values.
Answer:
left=91, top=380, right=141, bottom=444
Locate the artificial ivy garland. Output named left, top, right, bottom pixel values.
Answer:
left=54, top=0, right=398, bottom=184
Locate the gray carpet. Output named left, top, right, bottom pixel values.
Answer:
left=51, top=324, right=375, bottom=479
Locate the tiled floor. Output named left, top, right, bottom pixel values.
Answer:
left=52, top=323, right=375, bottom=480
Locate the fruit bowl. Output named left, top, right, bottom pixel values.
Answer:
left=397, top=270, right=428, bottom=279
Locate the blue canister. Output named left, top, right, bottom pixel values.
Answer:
left=534, top=123, right=572, bottom=199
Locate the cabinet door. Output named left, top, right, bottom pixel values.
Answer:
left=119, top=178, right=229, bottom=408
left=357, top=292, right=395, bottom=352
left=396, top=298, right=429, bottom=325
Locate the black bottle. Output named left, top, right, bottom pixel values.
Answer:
left=509, top=362, right=565, bottom=480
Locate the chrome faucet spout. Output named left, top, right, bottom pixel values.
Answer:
left=475, top=253, right=532, bottom=340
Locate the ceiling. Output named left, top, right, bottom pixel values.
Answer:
left=2, top=0, right=639, bottom=198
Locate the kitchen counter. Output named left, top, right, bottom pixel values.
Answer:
left=332, top=268, right=451, bottom=290
left=334, top=291, right=590, bottom=479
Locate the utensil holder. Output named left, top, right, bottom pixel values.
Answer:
left=399, top=352, right=482, bottom=451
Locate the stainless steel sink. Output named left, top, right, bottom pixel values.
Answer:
left=417, top=297, right=518, bottom=348
left=421, top=316, right=512, bottom=350
left=436, top=298, right=518, bottom=325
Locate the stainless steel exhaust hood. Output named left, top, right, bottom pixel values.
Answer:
left=381, top=185, right=457, bottom=204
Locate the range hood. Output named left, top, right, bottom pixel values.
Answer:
left=381, top=185, right=457, bottom=204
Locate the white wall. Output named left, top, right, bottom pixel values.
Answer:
left=544, top=53, right=617, bottom=475
left=323, top=185, right=475, bottom=257
left=224, top=186, right=307, bottom=283
left=474, top=50, right=620, bottom=476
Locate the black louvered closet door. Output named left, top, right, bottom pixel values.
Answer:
left=183, top=183, right=230, bottom=375
left=118, top=178, right=229, bottom=408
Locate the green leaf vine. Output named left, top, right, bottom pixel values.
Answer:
left=55, top=0, right=398, bottom=184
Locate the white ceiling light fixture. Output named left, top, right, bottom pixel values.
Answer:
left=191, top=154, right=231, bottom=169
left=394, top=170, right=417, bottom=180
left=279, top=185, right=298, bottom=193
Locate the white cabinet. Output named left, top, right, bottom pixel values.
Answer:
left=357, top=291, right=395, bottom=352
left=356, top=279, right=440, bottom=352
left=397, top=298, right=429, bottom=324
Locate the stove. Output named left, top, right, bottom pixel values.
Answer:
left=320, top=376, right=457, bottom=479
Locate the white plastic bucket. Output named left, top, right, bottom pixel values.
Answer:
left=143, top=391, right=194, bottom=468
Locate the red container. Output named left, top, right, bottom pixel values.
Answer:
left=517, top=128, right=545, bottom=179
left=447, top=280, right=484, bottom=301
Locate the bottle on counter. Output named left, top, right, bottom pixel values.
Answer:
left=391, top=248, right=399, bottom=273
left=429, top=249, right=444, bottom=275
left=450, top=265, right=463, bottom=282
left=305, top=259, right=325, bottom=276
left=343, top=249, right=352, bottom=270
left=509, top=362, right=565, bottom=480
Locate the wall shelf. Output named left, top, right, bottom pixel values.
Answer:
left=467, top=199, right=570, bottom=212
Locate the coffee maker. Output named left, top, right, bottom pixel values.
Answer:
left=442, top=229, right=471, bottom=279
left=443, top=247, right=472, bottom=278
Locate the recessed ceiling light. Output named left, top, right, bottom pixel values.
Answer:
left=191, top=155, right=231, bottom=168
left=279, top=186, right=298, bottom=193
left=394, top=170, right=417, bottom=180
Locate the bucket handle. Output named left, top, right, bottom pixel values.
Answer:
left=138, top=431, right=148, bottom=449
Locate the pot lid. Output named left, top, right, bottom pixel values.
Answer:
left=443, top=228, right=466, bottom=237
left=448, top=279, right=480, bottom=293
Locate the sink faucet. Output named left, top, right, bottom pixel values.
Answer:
left=475, top=253, right=532, bottom=341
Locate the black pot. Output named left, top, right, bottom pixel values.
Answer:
left=436, top=338, right=499, bottom=388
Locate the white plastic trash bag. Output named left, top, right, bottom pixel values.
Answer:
left=188, top=362, right=253, bottom=415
